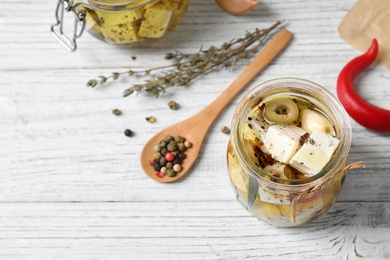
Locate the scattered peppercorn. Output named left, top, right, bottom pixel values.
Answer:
left=175, top=136, right=185, bottom=143
left=165, top=152, right=175, bottom=162
left=221, top=125, right=230, bottom=134
left=166, top=162, right=173, bottom=169
left=149, top=135, right=192, bottom=178
left=172, top=157, right=182, bottom=165
left=168, top=100, right=179, bottom=110
left=166, top=169, right=175, bottom=177
left=167, top=141, right=178, bottom=152
left=178, top=152, right=186, bottom=160
left=160, top=147, right=168, bottom=155
left=124, top=129, right=134, bottom=137
left=173, top=164, right=182, bottom=172
left=164, top=135, right=173, bottom=143
left=184, top=141, right=192, bottom=148
left=112, top=108, right=122, bottom=116
left=156, top=171, right=165, bottom=178
left=154, top=163, right=162, bottom=171
left=177, top=142, right=185, bottom=151
left=154, top=153, right=162, bottom=160
left=146, top=116, right=156, bottom=123
left=159, top=157, right=167, bottom=166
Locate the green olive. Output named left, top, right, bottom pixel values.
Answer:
left=263, top=97, right=299, bottom=124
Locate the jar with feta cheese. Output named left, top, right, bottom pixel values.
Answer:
left=227, top=78, right=352, bottom=227
left=51, top=0, right=189, bottom=51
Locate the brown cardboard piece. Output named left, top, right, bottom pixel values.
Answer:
left=338, top=0, right=390, bottom=68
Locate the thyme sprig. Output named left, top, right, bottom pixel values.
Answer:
left=87, top=20, right=284, bottom=98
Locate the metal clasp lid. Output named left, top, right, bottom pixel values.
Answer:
left=51, top=0, right=86, bottom=52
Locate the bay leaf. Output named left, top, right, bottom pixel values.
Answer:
left=247, top=175, right=259, bottom=208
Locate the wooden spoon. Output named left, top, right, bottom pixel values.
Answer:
left=141, top=28, right=293, bottom=182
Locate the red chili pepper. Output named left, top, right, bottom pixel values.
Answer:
left=337, top=39, right=390, bottom=133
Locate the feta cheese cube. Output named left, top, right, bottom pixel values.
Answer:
left=290, top=131, right=340, bottom=176
left=243, top=117, right=267, bottom=141
left=262, top=162, right=287, bottom=179
left=138, top=2, right=175, bottom=38
left=263, top=125, right=307, bottom=164
left=101, top=22, right=140, bottom=44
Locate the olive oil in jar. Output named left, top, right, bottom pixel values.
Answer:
left=81, top=0, right=189, bottom=45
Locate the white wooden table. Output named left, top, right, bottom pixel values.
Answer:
left=1, top=0, right=390, bottom=259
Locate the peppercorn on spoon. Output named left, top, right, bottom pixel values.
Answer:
left=141, top=28, right=293, bottom=182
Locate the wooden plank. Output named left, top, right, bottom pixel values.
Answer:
left=0, top=202, right=388, bottom=259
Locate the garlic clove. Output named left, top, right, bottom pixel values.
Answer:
left=215, top=0, right=259, bottom=15
left=300, top=109, right=334, bottom=136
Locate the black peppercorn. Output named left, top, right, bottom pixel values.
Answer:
left=154, top=163, right=162, bottom=172
left=160, top=147, right=168, bottom=155
left=159, top=157, right=167, bottom=166
left=178, top=152, right=186, bottom=160
left=172, top=157, right=182, bottom=165
left=124, top=129, right=134, bottom=137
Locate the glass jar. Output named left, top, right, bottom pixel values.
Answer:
left=51, top=0, right=189, bottom=51
left=227, top=78, right=352, bottom=227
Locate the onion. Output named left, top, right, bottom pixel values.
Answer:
left=215, top=0, right=259, bottom=15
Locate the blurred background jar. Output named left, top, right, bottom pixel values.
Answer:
left=51, top=0, right=190, bottom=51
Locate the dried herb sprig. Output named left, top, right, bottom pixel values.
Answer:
left=87, top=20, right=284, bottom=98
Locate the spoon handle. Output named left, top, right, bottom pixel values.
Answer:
left=199, top=29, right=293, bottom=125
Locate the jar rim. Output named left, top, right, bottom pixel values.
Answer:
left=230, top=77, right=352, bottom=189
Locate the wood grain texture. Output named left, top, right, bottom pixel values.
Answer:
left=1, top=0, right=389, bottom=259
left=0, top=202, right=389, bottom=259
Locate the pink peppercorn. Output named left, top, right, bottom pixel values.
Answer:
left=165, top=152, right=175, bottom=162
left=156, top=171, right=165, bottom=178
